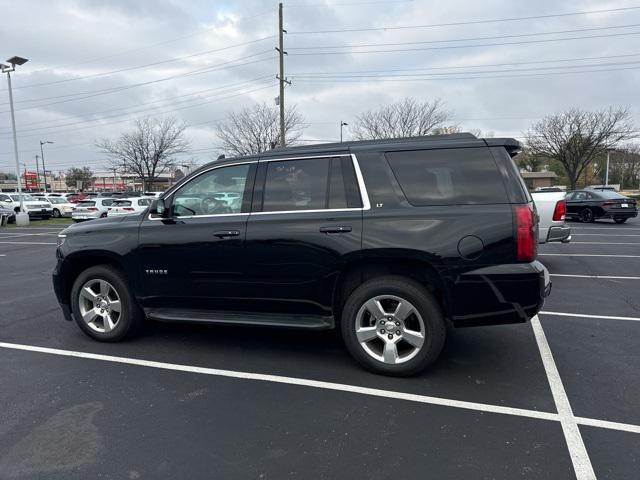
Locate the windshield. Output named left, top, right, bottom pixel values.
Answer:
left=48, top=197, right=66, bottom=204
left=78, top=201, right=96, bottom=207
left=10, top=194, right=35, bottom=201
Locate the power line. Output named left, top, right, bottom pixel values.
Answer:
left=1, top=76, right=273, bottom=132
left=287, top=5, right=640, bottom=34
left=288, top=30, right=640, bottom=55
left=13, top=35, right=277, bottom=91
left=289, top=52, right=640, bottom=75
left=294, top=64, right=640, bottom=82
left=292, top=60, right=640, bottom=79
left=288, top=23, right=640, bottom=49
left=286, top=0, right=413, bottom=6
left=9, top=82, right=277, bottom=140
left=0, top=51, right=275, bottom=112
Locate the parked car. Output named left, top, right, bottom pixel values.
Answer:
left=107, top=197, right=153, bottom=217
left=0, top=193, right=53, bottom=219
left=67, top=193, right=86, bottom=203
left=53, top=134, right=550, bottom=376
left=142, top=192, right=163, bottom=198
left=531, top=191, right=571, bottom=243
left=0, top=206, right=15, bottom=224
left=534, top=187, right=563, bottom=192
left=44, top=196, right=75, bottom=218
left=565, top=189, right=638, bottom=223
left=71, top=198, right=115, bottom=222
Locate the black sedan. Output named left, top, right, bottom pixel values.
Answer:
left=565, top=189, right=639, bottom=223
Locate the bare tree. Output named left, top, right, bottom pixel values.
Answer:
left=216, top=103, right=304, bottom=156
left=515, top=147, right=547, bottom=172
left=352, top=98, right=452, bottom=140
left=96, top=118, right=189, bottom=191
left=525, top=107, right=636, bottom=189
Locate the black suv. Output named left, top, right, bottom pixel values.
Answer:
left=53, top=134, right=550, bottom=376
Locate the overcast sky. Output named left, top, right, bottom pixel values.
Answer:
left=0, top=0, right=638, bottom=175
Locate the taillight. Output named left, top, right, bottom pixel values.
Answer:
left=124, top=207, right=134, bottom=211
left=515, top=204, right=537, bottom=262
left=88, top=207, right=98, bottom=211
left=602, top=201, right=616, bottom=206
left=552, top=200, right=566, bottom=221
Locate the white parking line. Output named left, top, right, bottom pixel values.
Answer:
left=540, top=254, right=640, bottom=258
left=570, top=227, right=640, bottom=231
left=550, top=274, right=640, bottom=280
left=0, top=341, right=639, bottom=435
left=572, top=234, right=640, bottom=237
left=0, top=241, right=56, bottom=245
left=531, top=316, right=596, bottom=480
left=0, top=232, right=57, bottom=239
left=569, top=242, right=640, bottom=245
left=540, top=311, right=640, bottom=322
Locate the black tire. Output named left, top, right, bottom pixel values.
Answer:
left=340, top=276, right=446, bottom=376
left=614, top=217, right=627, bottom=224
left=52, top=208, right=61, bottom=218
left=579, top=208, right=594, bottom=223
left=100, top=212, right=107, bottom=218
left=70, top=265, right=143, bottom=342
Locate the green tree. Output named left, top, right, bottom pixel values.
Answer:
left=65, top=167, right=94, bottom=190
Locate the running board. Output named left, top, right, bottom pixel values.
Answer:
left=145, top=308, right=335, bottom=330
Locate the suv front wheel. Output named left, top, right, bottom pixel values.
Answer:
left=341, top=276, right=446, bottom=376
left=71, top=265, right=143, bottom=342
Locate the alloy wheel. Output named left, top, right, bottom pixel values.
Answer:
left=78, top=279, right=122, bottom=333
left=355, top=295, right=426, bottom=365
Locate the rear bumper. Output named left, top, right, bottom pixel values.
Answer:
left=547, top=224, right=571, bottom=243
left=601, top=209, right=638, bottom=219
left=450, top=261, right=550, bottom=327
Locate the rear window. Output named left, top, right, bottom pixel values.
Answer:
left=113, top=200, right=132, bottom=207
left=101, top=199, right=114, bottom=206
left=79, top=201, right=96, bottom=207
left=592, top=190, right=626, bottom=199
left=138, top=198, right=152, bottom=206
left=386, top=148, right=507, bottom=206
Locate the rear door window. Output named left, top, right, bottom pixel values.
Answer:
left=261, top=157, right=357, bottom=212
left=386, top=148, right=507, bottom=206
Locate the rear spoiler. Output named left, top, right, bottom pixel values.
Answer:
left=484, top=138, right=523, bottom=157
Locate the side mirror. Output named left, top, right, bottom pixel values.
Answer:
left=149, top=198, right=167, bottom=217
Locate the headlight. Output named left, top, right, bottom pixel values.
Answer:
left=57, top=234, right=66, bottom=247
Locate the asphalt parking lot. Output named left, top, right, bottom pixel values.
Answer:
left=0, top=219, right=638, bottom=479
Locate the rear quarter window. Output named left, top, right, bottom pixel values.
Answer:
left=385, top=148, right=508, bottom=206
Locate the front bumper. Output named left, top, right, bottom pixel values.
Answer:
left=27, top=209, right=53, bottom=218
left=450, top=260, right=551, bottom=327
left=547, top=224, right=571, bottom=243
left=52, top=261, right=73, bottom=321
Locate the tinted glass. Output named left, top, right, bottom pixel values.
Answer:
left=79, top=201, right=96, bottom=207
left=263, top=158, right=330, bottom=212
left=172, top=163, right=250, bottom=216
left=113, top=200, right=132, bottom=207
left=592, top=190, right=626, bottom=199
left=328, top=158, right=348, bottom=209
left=386, top=148, right=507, bottom=206
left=101, top=199, right=114, bottom=206
left=138, top=198, right=152, bottom=206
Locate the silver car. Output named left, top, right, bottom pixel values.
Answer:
left=72, top=198, right=115, bottom=222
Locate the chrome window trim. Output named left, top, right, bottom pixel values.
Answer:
left=146, top=153, right=370, bottom=220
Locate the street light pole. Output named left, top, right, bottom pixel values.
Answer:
left=1, top=56, right=29, bottom=225
left=605, top=149, right=611, bottom=186
left=35, top=154, right=41, bottom=191
left=340, top=121, right=348, bottom=143
left=40, top=140, right=54, bottom=192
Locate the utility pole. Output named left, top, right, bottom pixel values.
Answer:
left=112, top=168, right=118, bottom=192
left=605, top=149, right=611, bottom=186
left=40, top=140, right=53, bottom=192
left=276, top=2, right=290, bottom=148
left=35, top=154, right=41, bottom=191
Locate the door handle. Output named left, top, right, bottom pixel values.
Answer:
left=319, top=226, right=352, bottom=234
left=213, top=230, right=240, bottom=238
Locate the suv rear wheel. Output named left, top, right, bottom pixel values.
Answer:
left=71, top=265, right=143, bottom=342
left=613, top=217, right=627, bottom=224
left=341, top=276, right=446, bottom=376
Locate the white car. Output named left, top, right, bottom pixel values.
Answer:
left=107, top=197, right=153, bottom=217
left=43, top=196, right=75, bottom=218
left=0, top=193, right=53, bottom=219
left=531, top=191, right=571, bottom=244
left=72, top=198, right=115, bottom=222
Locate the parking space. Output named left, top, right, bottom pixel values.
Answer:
left=1, top=217, right=638, bottom=479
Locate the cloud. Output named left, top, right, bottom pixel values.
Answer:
left=0, top=0, right=637, bottom=174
